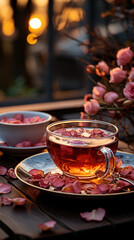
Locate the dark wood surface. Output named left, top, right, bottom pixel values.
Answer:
left=0, top=150, right=134, bottom=240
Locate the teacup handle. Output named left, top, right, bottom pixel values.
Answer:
left=99, top=146, right=115, bottom=179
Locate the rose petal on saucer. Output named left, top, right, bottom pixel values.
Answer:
left=114, top=157, right=123, bottom=169
left=12, top=197, right=26, bottom=206
left=39, top=179, right=50, bottom=188
left=128, top=169, right=134, bottom=180
left=29, top=169, right=44, bottom=179
left=72, top=180, right=81, bottom=193
left=0, top=183, right=11, bottom=194
left=50, top=176, right=65, bottom=188
left=37, top=221, right=56, bottom=231
left=98, top=184, right=109, bottom=194
left=6, top=168, right=17, bottom=179
left=0, top=166, right=7, bottom=176
left=119, top=166, right=133, bottom=177
left=117, top=180, right=130, bottom=188
left=62, top=180, right=81, bottom=193
left=108, top=183, right=121, bottom=193
left=80, top=208, right=106, bottom=221
left=62, top=183, right=74, bottom=193
left=0, top=197, right=12, bottom=206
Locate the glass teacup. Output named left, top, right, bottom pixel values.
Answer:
left=46, top=119, right=118, bottom=181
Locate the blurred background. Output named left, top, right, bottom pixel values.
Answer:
left=0, top=0, right=121, bottom=106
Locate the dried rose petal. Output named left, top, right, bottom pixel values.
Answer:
left=128, top=169, right=134, bottom=180
left=114, top=157, right=123, bottom=169
left=50, top=176, right=65, bottom=188
left=119, top=166, right=133, bottom=177
left=117, top=180, right=130, bottom=188
left=39, top=179, right=50, bottom=188
left=0, top=166, right=7, bottom=176
left=0, top=197, right=12, bottom=206
left=37, top=221, right=56, bottom=231
left=0, top=183, right=11, bottom=194
left=62, top=180, right=81, bottom=193
left=72, top=180, right=81, bottom=193
left=80, top=208, right=106, bottom=221
left=12, top=197, right=26, bottom=206
left=108, top=183, right=121, bottom=193
left=6, top=168, right=17, bottom=179
left=62, top=183, right=74, bottom=193
left=98, top=184, right=109, bottom=194
left=29, top=169, right=44, bottom=179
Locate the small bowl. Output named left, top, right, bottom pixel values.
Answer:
left=0, top=111, right=52, bottom=146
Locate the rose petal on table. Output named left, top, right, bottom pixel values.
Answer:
left=29, top=169, right=44, bottom=179
left=0, top=183, right=11, bottom=194
left=12, top=197, right=26, bottom=206
left=6, top=168, right=17, bottom=179
left=0, top=197, right=12, bottom=206
left=0, top=166, right=7, bottom=176
left=37, top=221, right=56, bottom=231
left=119, top=166, right=133, bottom=177
left=80, top=208, right=106, bottom=221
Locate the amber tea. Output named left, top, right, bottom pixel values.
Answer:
left=46, top=120, right=118, bottom=180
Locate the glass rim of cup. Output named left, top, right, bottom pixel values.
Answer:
left=46, top=119, right=119, bottom=140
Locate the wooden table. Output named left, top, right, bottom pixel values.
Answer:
left=0, top=150, right=134, bottom=240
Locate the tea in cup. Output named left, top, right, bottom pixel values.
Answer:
left=46, top=120, right=118, bottom=181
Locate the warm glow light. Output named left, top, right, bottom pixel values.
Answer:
left=29, top=18, right=41, bottom=30
left=32, top=0, right=48, bottom=7
left=63, top=7, right=85, bottom=22
left=29, top=14, right=48, bottom=36
left=2, top=19, right=15, bottom=36
left=17, top=0, right=28, bottom=7
left=27, top=33, right=37, bottom=45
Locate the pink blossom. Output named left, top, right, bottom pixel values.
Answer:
left=80, top=208, right=106, bottom=221
left=96, top=61, right=109, bottom=76
left=110, top=67, right=127, bottom=83
left=84, top=99, right=100, bottom=116
left=123, top=82, right=134, bottom=100
left=128, top=68, right=134, bottom=81
left=92, top=86, right=106, bottom=99
left=104, top=91, right=119, bottom=104
left=116, top=47, right=134, bottom=66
